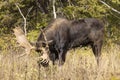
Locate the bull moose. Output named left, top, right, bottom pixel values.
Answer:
left=13, top=18, right=104, bottom=66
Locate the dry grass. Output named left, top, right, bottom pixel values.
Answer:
left=0, top=44, right=120, bottom=80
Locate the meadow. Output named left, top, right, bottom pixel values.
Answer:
left=0, top=41, right=120, bottom=80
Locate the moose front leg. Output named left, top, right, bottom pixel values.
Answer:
left=91, top=42, right=103, bottom=66
left=58, top=48, right=67, bottom=66
left=59, top=52, right=64, bottom=66
left=59, top=49, right=63, bottom=66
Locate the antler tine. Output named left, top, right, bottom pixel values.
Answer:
left=13, top=26, right=35, bottom=57
left=40, top=29, right=49, bottom=48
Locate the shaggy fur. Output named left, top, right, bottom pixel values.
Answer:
left=36, top=18, right=104, bottom=66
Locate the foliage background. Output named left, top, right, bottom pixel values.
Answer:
left=0, top=0, right=120, bottom=56
left=0, top=0, right=120, bottom=42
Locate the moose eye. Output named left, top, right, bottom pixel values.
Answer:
left=36, top=49, right=42, bottom=53
left=42, top=42, right=46, bottom=47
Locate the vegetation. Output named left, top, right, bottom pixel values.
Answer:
left=0, top=0, right=120, bottom=40
left=0, top=0, right=120, bottom=80
left=0, top=45, right=120, bottom=80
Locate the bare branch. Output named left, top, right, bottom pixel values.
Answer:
left=53, top=0, right=57, bottom=18
left=99, top=0, right=120, bottom=14
left=15, top=3, right=27, bottom=36
left=26, top=6, right=33, bottom=18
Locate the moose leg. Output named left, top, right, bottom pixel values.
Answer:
left=49, top=53, right=56, bottom=65
left=59, top=49, right=64, bottom=66
left=91, top=42, right=102, bottom=65
left=58, top=48, right=68, bottom=66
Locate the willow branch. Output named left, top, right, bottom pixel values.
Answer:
left=99, top=0, right=120, bottom=14
left=15, top=3, right=27, bottom=36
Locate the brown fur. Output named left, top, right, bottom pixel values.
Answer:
left=36, top=18, right=104, bottom=66
left=45, top=18, right=69, bottom=32
left=37, top=18, right=70, bottom=41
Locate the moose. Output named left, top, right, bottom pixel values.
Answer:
left=13, top=18, right=104, bottom=66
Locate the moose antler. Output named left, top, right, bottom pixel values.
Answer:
left=13, top=27, right=51, bottom=66
left=40, top=29, right=49, bottom=48
left=13, top=27, right=35, bottom=57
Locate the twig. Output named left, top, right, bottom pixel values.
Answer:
left=99, top=0, right=120, bottom=14
left=109, top=11, right=120, bottom=20
left=26, top=6, right=33, bottom=18
left=15, top=3, right=27, bottom=36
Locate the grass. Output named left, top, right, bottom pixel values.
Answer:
left=0, top=44, right=120, bottom=80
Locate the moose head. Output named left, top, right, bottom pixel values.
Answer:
left=13, top=27, right=51, bottom=66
